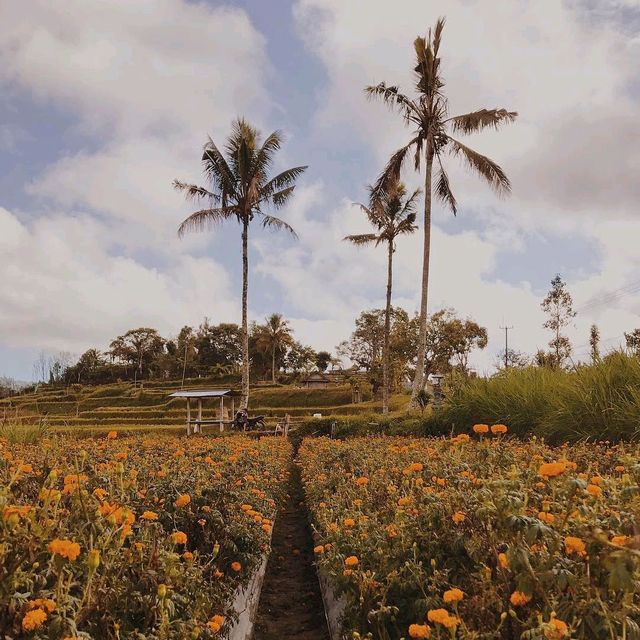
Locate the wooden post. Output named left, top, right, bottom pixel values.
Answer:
left=219, top=396, right=224, bottom=432
left=197, top=399, right=202, bottom=434
left=231, top=397, right=235, bottom=427
left=186, top=397, right=191, bottom=436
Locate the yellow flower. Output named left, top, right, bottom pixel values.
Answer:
left=564, top=536, right=586, bottom=556
left=175, top=494, right=191, bottom=508
left=427, top=609, right=459, bottom=630
left=408, top=623, right=431, bottom=638
left=443, top=588, right=464, bottom=603
left=48, top=539, right=81, bottom=561
left=87, top=549, right=100, bottom=571
left=510, top=591, right=531, bottom=606
left=171, top=531, right=188, bottom=545
left=22, top=608, right=48, bottom=630
left=344, top=555, right=359, bottom=567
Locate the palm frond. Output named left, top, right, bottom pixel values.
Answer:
left=172, top=180, right=217, bottom=202
left=254, top=130, right=283, bottom=177
left=354, top=202, right=385, bottom=229
left=343, top=233, right=379, bottom=246
left=261, top=214, right=298, bottom=238
left=261, top=166, right=308, bottom=198
left=201, top=139, right=237, bottom=205
left=372, top=137, right=420, bottom=200
left=434, top=155, right=457, bottom=214
left=447, top=108, right=517, bottom=135
left=178, top=207, right=237, bottom=237
left=364, top=83, right=420, bottom=125
left=271, top=186, right=296, bottom=209
left=400, top=187, right=422, bottom=218
left=395, top=218, right=418, bottom=236
left=448, top=138, right=511, bottom=194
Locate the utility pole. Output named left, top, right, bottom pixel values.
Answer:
left=500, top=325, right=514, bottom=369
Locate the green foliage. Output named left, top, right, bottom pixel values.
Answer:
left=427, top=352, right=640, bottom=442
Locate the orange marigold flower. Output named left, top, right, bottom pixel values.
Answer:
left=408, top=623, right=431, bottom=638
left=231, top=561, right=242, bottom=572
left=171, top=531, right=187, bottom=545
left=545, top=618, right=569, bottom=638
left=27, top=599, right=56, bottom=613
left=141, top=511, right=158, bottom=521
left=611, top=535, right=630, bottom=546
left=20, top=463, right=34, bottom=473
left=93, top=488, right=108, bottom=500
left=48, top=539, right=81, bottom=561
left=564, top=536, right=586, bottom=556
left=344, top=555, right=359, bottom=567
left=491, top=424, right=508, bottom=434
left=443, top=588, right=464, bottom=603
left=510, top=591, right=531, bottom=606
left=472, top=424, right=489, bottom=434
left=398, top=496, right=412, bottom=507
left=344, top=517, right=356, bottom=527
left=538, top=462, right=567, bottom=479
left=427, top=609, right=460, bottom=629
left=498, top=552, right=509, bottom=569
left=586, top=484, right=602, bottom=498
left=614, top=465, right=625, bottom=472
left=538, top=511, right=555, bottom=524
left=106, top=431, right=117, bottom=440
left=22, top=608, right=47, bottom=630
left=314, top=545, right=324, bottom=554
left=356, top=476, right=369, bottom=485
left=452, top=511, right=465, bottom=524
left=175, top=494, right=191, bottom=508
left=207, top=614, right=225, bottom=633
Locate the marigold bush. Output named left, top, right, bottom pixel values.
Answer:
left=1, top=433, right=291, bottom=638
left=299, top=434, right=640, bottom=639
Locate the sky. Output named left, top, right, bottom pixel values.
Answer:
left=1, top=0, right=640, bottom=381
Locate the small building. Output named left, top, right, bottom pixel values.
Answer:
left=301, top=372, right=330, bottom=389
left=169, top=389, right=236, bottom=435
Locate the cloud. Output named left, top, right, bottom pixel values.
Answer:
left=0, top=207, right=238, bottom=353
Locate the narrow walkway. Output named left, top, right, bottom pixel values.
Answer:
left=253, top=462, right=330, bottom=640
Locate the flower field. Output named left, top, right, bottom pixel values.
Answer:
left=1, top=433, right=291, bottom=639
left=300, top=433, right=640, bottom=639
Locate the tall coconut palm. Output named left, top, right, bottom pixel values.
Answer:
left=345, top=181, right=419, bottom=413
left=366, top=18, right=516, bottom=404
left=175, top=118, right=307, bottom=408
left=256, top=313, right=294, bottom=383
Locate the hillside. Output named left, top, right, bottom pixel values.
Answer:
left=0, top=378, right=383, bottom=432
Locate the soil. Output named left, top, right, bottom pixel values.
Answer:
left=253, top=462, right=330, bottom=640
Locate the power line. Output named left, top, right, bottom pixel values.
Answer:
left=576, top=278, right=640, bottom=314
left=500, top=325, right=514, bottom=369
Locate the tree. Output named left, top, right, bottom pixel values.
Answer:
left=590, top=324, right=601, bottom=363
left=194, top=321, right=242, bottom=375
left=175, top=119, right=307, bottom=408
left=366, top=18, right=516, bottom=404
left=108, top=328, right=165, bottom=379
left=624, top=329, right=640, bottom=357
left=495, top=348, right=530, bottom=371
left=315, top=351, right=332, bottom=372
left=541, top=275, right=576, bottom=368
left=345, top=180, right=419, bottom=413
left=285, top=341, right=317, bottom=375
left=254, top=314, right=294, bottom=383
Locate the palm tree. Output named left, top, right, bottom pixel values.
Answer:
left=345, top=181, right=419, bottom=413
left=256, top=313, right=294, bottom=383
left=366, top=18, right=516, bottom=404
left=175, top=118, right=307, bottom=408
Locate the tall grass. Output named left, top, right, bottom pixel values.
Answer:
left=0, top=411, right=51, bottom=444
left=428, top=352, right=640, bottom=442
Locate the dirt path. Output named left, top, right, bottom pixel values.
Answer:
left=253, top=462, right=330, bottom=640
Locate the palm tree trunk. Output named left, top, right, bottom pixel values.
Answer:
left=382, top=239, right=393, bottom=414
left=411, top=140, right=434, bottom=404
left=272, top=345, right=276, bottom=384
left=241, top=219, right=250, bottom=409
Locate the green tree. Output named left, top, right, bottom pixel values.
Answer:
left=315, top=351, right=332, bottom=372
left=108, top=328, right=165, bottom=379
left=175, top=119, right=307, bottom=407
left=285, top=341, right=317, bottom=375
left=624, top=328, right=640, bottom=357
left=254, top=313, right=294, bottom=383
left=366, top=18, right=516, bottom=404
left=194, top=321, right=242, bottom=375
left=541, top=275, right=576, bottom=368
left=345, top=181, right=419, bottom=413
